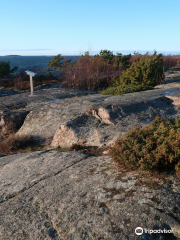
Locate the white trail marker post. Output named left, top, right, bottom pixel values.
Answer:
left=25, top=70, right=36, bottom=96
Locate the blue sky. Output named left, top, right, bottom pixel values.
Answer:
left=0, top=0, right=180, bottom=56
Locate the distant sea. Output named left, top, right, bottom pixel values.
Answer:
left=0, top=55, right=80, bottom=73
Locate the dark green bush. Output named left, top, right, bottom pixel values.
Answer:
left=0, top=61, right=18, bottom=77
left=101, top=84, right=153, bottom=95
left=95, top=50, right=131, bottom=70
left=110, top=116, right=180, bottom=177
left=113, top=51, right=165, bottom=87
left=98, top=49, right=114, bottom=64
left=46, top=54, right=64, bottom=71
left=115, top=53, right=132, bottom=70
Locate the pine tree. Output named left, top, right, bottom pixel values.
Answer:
left=47, top=54, right=64, bottom=71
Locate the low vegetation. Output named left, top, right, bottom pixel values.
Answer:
left=1, top=121, right=18, bottom=139
left=0, top=119, right=47, bottom=155
left=13, top=73, right=59, bottom=90
left=62, top=50, right=168, bottom=94
left=163, top=54, right=180, bottom=70
left=101, top=84, right=153, bottom=95
left=63, top=53, right=118, bottom=91
left=0, top=73, right=59, bottom=90
left=69, top=144, right=109, bottom=156
left=110, top=116, right=180, bottom=177
left=63, top=50, right=133, bottom=91
left=112, top=51, right=165, bottom=87
left=0, top=134, right=37, bottom=155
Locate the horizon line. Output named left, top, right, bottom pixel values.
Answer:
left=1, top=49, right=180, bottom=57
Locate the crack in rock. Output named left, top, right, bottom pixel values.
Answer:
left=0, top=151, right=89, bottom=203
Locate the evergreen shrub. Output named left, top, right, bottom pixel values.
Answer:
left=0, top=61, right=18, bottom=77
left=113, top=51, right=165, bottom=87
left=110, top=116, right=180, bottom=177
left=101, top=84, right=153, bottom=95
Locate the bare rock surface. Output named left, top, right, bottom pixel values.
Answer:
left=0, top=84, right=97, bottom=112
left=1, top=81, right=180, bottom=146
left=1, top=150, right=180, bottom=239
left=0, top=85, right=97, bottom=140
left=51, top=94, right=180, bottom=148
left=0, top=87, right=18, bottom=97
left=165, top=69, right=180, bottom=83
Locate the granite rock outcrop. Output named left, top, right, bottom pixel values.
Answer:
left=1, top=150, right=180, bottom=239
left=1, top=78, right=180, bottom=239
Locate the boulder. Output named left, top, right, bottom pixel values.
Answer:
left=0, top=88, right=18, bottom=97
left=51, top=95, right=180, bottom=148
left=0, top=87, right=98, bottom=142
left=0, top=150, right=180, bottom=239
left=165, top=95, right=180, bottom=106
left=17, top=96, right=107, bottom=143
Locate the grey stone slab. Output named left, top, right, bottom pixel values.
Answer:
left=0, top=151, right=180, bottom=239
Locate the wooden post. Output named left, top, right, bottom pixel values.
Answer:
left=25, top=70, right=36, bottom=96
left=30, top=75, right=34, bottom=95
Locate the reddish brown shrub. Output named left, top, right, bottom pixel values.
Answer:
left=63, top=55, right=120, bottom=91
left=129, top=54, right=143, bottom=64
left=0, top=79, right=14, bottom=88
left=163, top=55, right=180, bottom=70
left=13, top=75, right=29, bottom=90
left=13, top=72, right=59, bottom=90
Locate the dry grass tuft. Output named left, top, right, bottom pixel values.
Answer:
left=70, top=144, right=110, bottom=156
left=1, top=121, right=17, bottom=139
left=0, top=134, right=36, bottom=155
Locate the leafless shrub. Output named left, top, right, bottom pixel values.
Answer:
left=63, top=55, right=119, bottom=91
left=0, top=79, right=14, bottom=88
left=163, top=55, right=180, bottom=70
left=13, top=70, right=59, bottom=90
left=13, top=76, right=29, bottom=90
